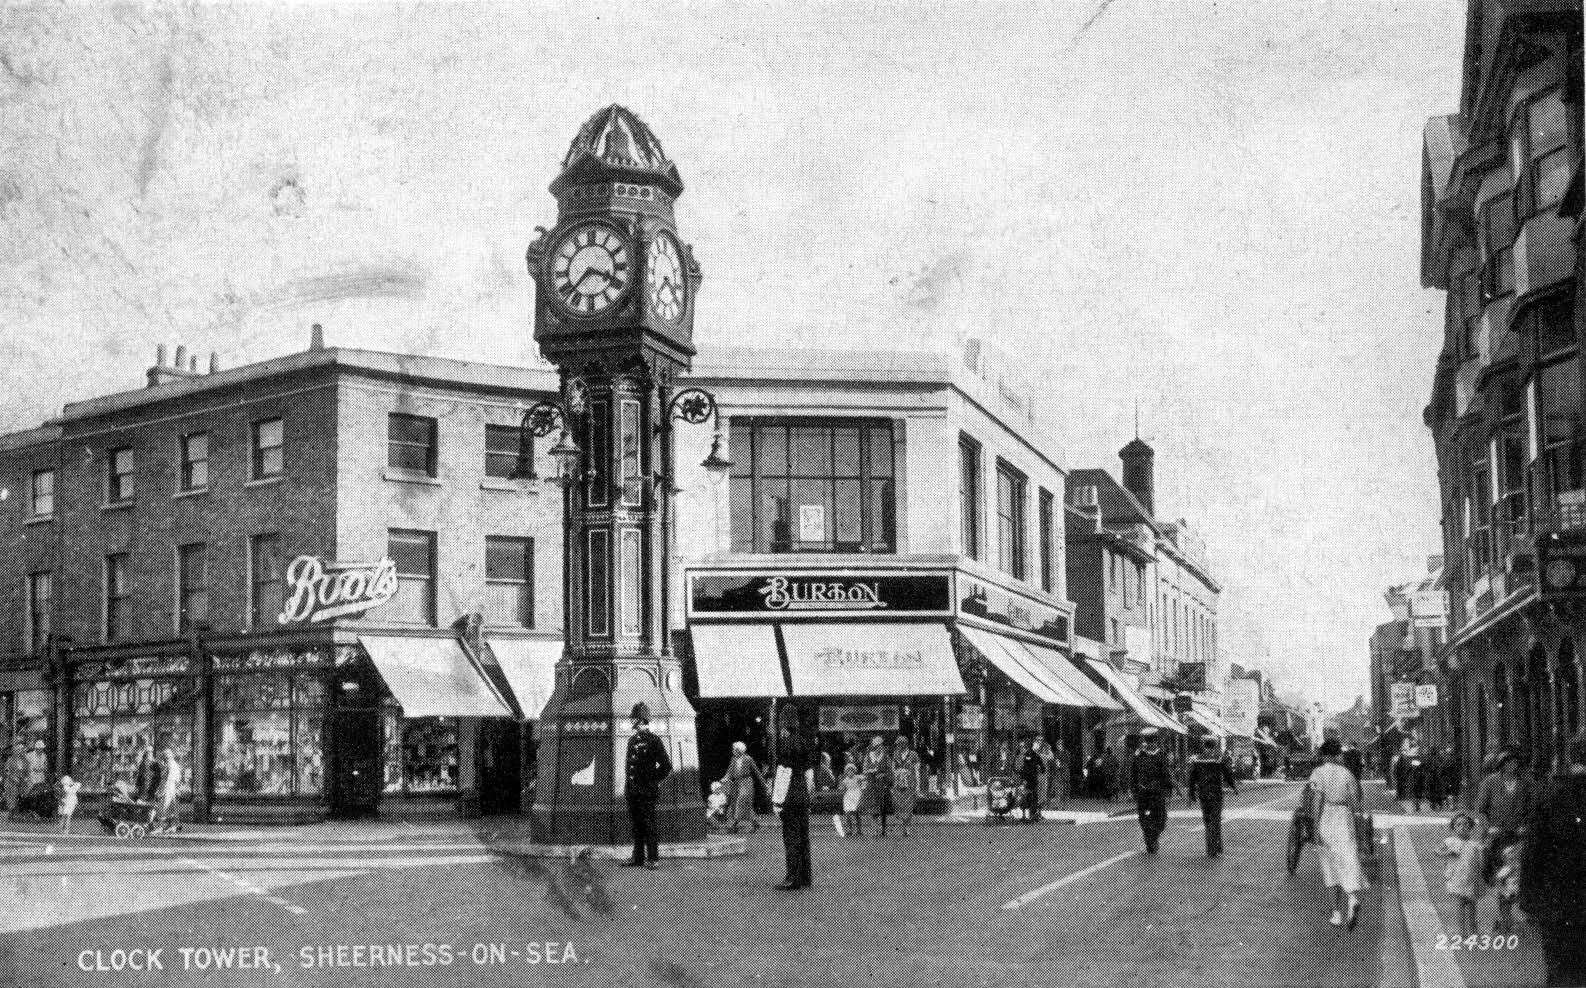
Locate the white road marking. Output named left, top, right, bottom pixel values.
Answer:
left=177, top=856, right=307, bottom=916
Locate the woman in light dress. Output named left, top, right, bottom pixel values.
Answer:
left=154, top=747, right=182, bottom=833
left=1308, top=738, right=1366, bottom=929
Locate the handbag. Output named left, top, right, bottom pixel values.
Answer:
left=771, top=766, right=792, bottom=807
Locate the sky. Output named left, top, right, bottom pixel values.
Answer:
left=0, top=0, right=1467, bottom=710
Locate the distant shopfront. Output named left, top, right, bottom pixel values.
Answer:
left=684, top=567, right=1120, bottom=794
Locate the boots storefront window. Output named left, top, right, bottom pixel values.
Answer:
left=211, top=649, right=328, bottom=799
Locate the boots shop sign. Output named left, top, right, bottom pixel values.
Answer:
left=277, top=556, right=400, bottom=625
left=687, top=571, right=953, bottom=619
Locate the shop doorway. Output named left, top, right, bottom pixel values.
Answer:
left=479, top=719, right=522, bottom=814
left=695, top=699, right=773, bottom=797
left=329, top=665, right=383, bottom=819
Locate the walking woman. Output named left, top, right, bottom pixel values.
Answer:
left=890, top=736, right=921, bottom=838
left=723, top=741, right=766, bottom=834
left=1474, top=748, right=1535, bottom=889
left=1308, top=738, right=1366, bottom=928
left=859, top=736, right=894, bottom=837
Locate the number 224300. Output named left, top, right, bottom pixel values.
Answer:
left=1435, top=934, right=1519, bottom=950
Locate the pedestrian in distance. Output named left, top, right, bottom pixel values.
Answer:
left=774, top=708, right=813, bottom=890
left=1425, top=746, right=1446, bottom=811
left=153, top=747, right=182, bottom=834
left=1033, top=738, right=1055, bottom=807
left=1100, top=747, right=1120, bottom=802
left=1474, top=748, right=1533, bottom=888
left=134, top=743, right=160, bottom=804
left=1308, top=738, right=1367, bottom=929
left=723, top=741, right=765, bottom=834
left=1438, top=811, right=1482, bottom=939
left=890, top=735, right=921, bottom=838
left=814, top=751, right=838, bottom=793
left=1441, top=745, right=1463, bottom=806
left=1187, top=739, right=1237, bottom=857
left=620, top=703, right=672, bottom=870
left=838, top=762, right=864, bottom=838
left=1520, top=729, right=1586, bottom=986
left=859, top=736, right=893, bottom=837
left=56, top=775, right=81, bottom=835
left=1129, top=728, right=1175, bottom=853
left=1018, top=737, right=1044, bottom=823
left=2, top=742, right=27, bottom=821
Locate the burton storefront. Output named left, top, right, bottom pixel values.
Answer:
left=62, top=625, right=558, bottom=824
left=684, top=567, right=1119, bottom=797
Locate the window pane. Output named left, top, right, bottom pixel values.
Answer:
left=755, top=425, right=788, bottom=477
left=834, top=477, right=863, bottom=546
left=257, top=419, right=283, bottom=448
left=485, top=424, right=527, bottom=478
left=1486, top=194, right=1517, bottom=252
left=834, top=428, right=861, bottom=477
left=259, top=446, right=284, bottom=477
left=729, top=476, right=754, bottom=553
left=113, top=449, right=134, bottom=474
left=213, top=711, right=293, bottom=795
left=866, top=425, right=894, bottom=478
left=485, top=537, right=529, bottom=581
left=1530, top=90, right=1569, bottom=154
left=388, top=414, right=433, bottom=446
left=389, top=532, right=434, bottom=576
left=791, top=478, right=832, bottom=549
left=729, top=422, right=753, bottom=478
left=870, top=478, right=896, bottom=551
left=790, top=427, right=830, bottom=476
left=759, top=478, right=790, bottom=551
left=294, top=711, right=324, bottom=795
left=1535, top=146, right=1572, bottom=212
left=483, top=582, right=530, bottom=627
left=1542, top=359, right=1584, bottom=445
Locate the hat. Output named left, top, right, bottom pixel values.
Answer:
left=33, top=740, right=45, bottom=751
left=630, top=702, right=651, bottom=724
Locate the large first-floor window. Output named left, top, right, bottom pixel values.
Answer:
left=71, top=678, right=194, bottom=795
left=382, top=709, right=459, bottom=796
left=728, top=418, right=896, bottom=553
left=211, top=672, right=325, bottom=797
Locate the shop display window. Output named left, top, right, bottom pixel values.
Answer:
left=70, top=678, right=191, bottom=795
left=382, top=706, right=459, bottom=795
left=212, top=671, right=324, bottom=797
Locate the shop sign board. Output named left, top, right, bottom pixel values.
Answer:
left=1410, top=590, right=1448, bottom=629
left=687, top=570, right=953, bottom=618
left=1415, top=684, right=1439, bottom=709
left=279, top=556, right=399, bottom=624
left=958, top=575, right=1070, bottom=645
left=818, top=705, right=900, bottom=733
left=1391, top=682, right=1418, bottom=719
left=1224, top=678, right=1259, bottom=737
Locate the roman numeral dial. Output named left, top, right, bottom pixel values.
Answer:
left=550, top=223, right=631, bottom=316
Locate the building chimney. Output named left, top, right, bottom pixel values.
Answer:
left=188, top=355, right=199, bottom=373
left=156, top=343, right=168, bottom=367
left=208, top=352, right=219, bottom=374
left=173, top=344, right=187, bottom=370
left=309, top=323, right=324, bottom=351
left=1119, top=438, right=1155, bottom=517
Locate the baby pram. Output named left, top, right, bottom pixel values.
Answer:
left=985, top=776, right=1020, bottom=822
left=99, top=797, right=158, bottom=839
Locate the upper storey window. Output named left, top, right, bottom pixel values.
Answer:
left=1456, top=268, right=1482, bottom=359
left=1513, top=87, right=1573, bottom=221
left=728, top=419, right=896, bottom=554
left=1481, top=191, right=1517, bottom=301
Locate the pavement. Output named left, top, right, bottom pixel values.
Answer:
left=0, top=780, right=1545, bottom=987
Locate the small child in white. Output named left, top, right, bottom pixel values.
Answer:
left=1492, top=840, right=1522, bottom=934
left=705, top=781, right=728, bottom=829
left=57, top=775, right=81, bottom=835
left=840, top=763, right=865, bottom=838
left=1438, top=812, right=1482, bottom=937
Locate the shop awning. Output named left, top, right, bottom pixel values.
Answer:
left=1253, top=728, right=1282, bottom=749
left=780, top=622, right=965, bottom=697
left=486, top=637, right=561, bottom=719
left=358, top=635, right=514, bottom=718
left=1182, top=709, right=1228, bottom=738
left=959, top=626, right=1089, bottom=707
left=1083, top=658, right=1187, bottom=733
left=690, top=624, right=789, bottom=698
left=1018, top=640, right=1122, bottom=711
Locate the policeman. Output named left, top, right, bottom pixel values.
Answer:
left=775, top=707, right=813, bottom=890
left=621, top=703, right=672, bottom=869
left=1187, top=738, right=1238, bottom=857
left=1129, top=728, right=1176, bottom=854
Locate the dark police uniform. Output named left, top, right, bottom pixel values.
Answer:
left=1129, top=743, right=1175, bottom=854
left=778, top=729, right=813, bottom=889
left=1187, top=754, right=1237, bottom=856
left=624, top=721, right=673, bottom=867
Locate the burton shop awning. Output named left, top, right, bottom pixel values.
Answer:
left=486, top=637, right=561, bottom=719
left=359, top=635, right=514, bottom=718
left=1018, top=640, right=1122, bottom=711
left=959, top=626, right=1089, bottom=707
left=1083, top=658, right=1187, bottom=734
left=780, top=622, right=966, bottom=697
left=690, top=624, right=789, bottom=698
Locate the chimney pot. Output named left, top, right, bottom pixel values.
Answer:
left=173, top=344, right=187, bottom=369
left=156, top=343, right=168, bottom=366
left=309, top=323, right=324, bottom=351
left=209, top=352, right=219, bottom=374
left=189, top=355, right=198, bottom=373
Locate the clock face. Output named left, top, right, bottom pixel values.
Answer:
left=550, top=223, right=630, bottom=315
left=647, top=232, right=685, bottom=323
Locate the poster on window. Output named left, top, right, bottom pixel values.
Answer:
left=798, top=504, right=825, bottom=543
left=1414, top=684, right=1439, bottom=708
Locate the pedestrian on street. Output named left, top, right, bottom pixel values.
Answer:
left=890, top=735, right=921, bottom=838
left=57, top=775, right=81, bottom=835
left=134, top=743, right=160, bottom=803
left=1424, top=746, right=1446, bottom=811
left=722, top=741, right=765, bottom=834
left=859, top=736, right=894, bottom=837
left=1474, top=748, right=1534, bottom=888
left=1308, top=738, right=1366, bottom=929
left=1100, top=747, right=1120, bottom=802
left=153, top=747, right=182, bottom=833
left=774, top=708, right=813, bottom=890
left=1438, top=811, right=1482, bottom=939
left=1187, top=739, right=1237, bottom=857
left=621, top=703, right=672, bottom=870
left=1520, top=729, right=1586, bottom=986
left=1129, top=728, right=1175, bottom=853
left=24, top=740, right=47, bottom=792
left=1034, top=738, right=1055, bottom=806
left=1018, top=738, right=1044, bottom=823
left=1050, top=740, right=1070, bottom=808
left=3, top=742, right=27, bottom=820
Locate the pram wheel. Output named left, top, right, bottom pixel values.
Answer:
left=114, top=822, right=132, bottom=839
left=130, top=824, right=147, bottom=839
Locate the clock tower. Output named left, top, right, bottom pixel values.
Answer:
left=525, top=106, right=706, bottom=845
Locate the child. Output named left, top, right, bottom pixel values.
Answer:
left=840, top=763, right=865, bottom=838
left=1492, top=840, right=1522, bottom=934
left=57, top=775, right=81, bottom=835
left=705, top=781, right=728, bottom=829
left=1438, top=812, right=1482, bottom=938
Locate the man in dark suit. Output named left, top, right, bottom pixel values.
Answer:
left=776, top=708, right=813, bottom=890
left=1129, top=728, right=1176, bottom=854
left=1521, top=730, right=1586, bottom=987
left=621, top=703, right=672, bottom=869
left=1187, top=739, right=1237, bottom=857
